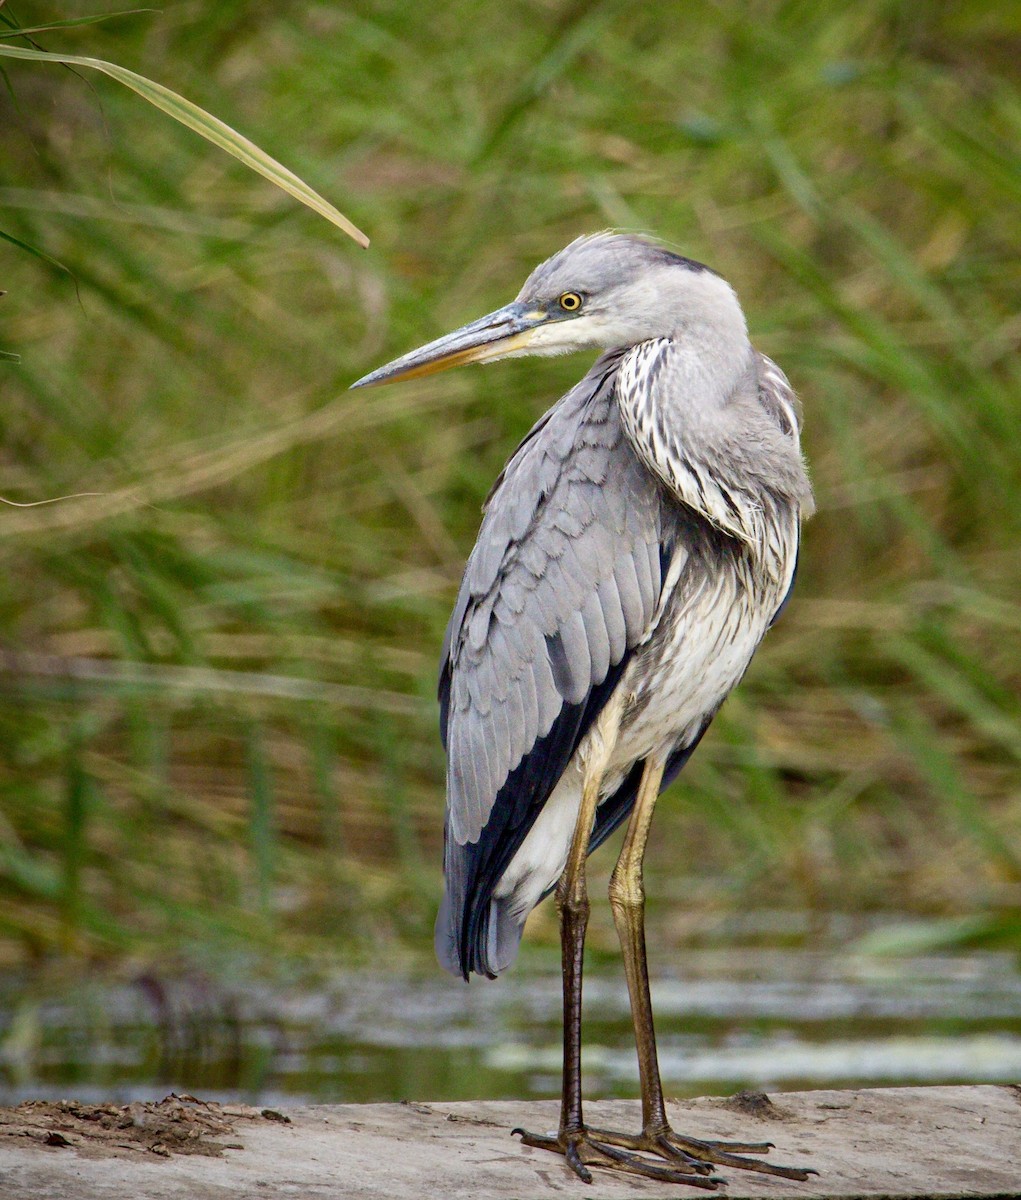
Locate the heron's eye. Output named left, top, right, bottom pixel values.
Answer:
left=558, top=292, right=583, bottom=312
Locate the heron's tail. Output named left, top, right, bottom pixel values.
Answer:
left=434, top=841, right=526, bottom=980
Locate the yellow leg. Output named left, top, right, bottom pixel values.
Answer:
left=608, top=754, right=668, bottom=1131
left=554, top=703, right=621, bottom=1146
left=587, top=755, right=815, bottom=1182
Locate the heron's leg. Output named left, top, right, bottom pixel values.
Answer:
left=586, top=755, right=814, bottom=1182
left=514, top=747, right=608, bottom=1176
left=514, top=716, right=724, bottom=1188
left=544, top=700, right=624, bottom=1145
left=607, top=753, right=669, bottom=1131
left=553, top=753, right=600, bottom=1140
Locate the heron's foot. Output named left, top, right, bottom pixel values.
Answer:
left=587, top=1122, right=816, bottom=1182
left=512, top=1123, right=724, bottom=1189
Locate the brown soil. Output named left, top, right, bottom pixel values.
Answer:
left=0, top=1094, right=290, bottom=1160
left=717, top=1088, right=794, bottom=1120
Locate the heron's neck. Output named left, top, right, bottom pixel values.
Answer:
left=662, top=275, right=752, bottom=405
left=661, top=329, right=753, bottom=411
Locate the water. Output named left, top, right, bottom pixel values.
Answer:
left=3, top=937, right=1021, bottom=1108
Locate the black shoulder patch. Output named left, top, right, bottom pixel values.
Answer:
left=437, top=657, right=452, bottom=751
left=768, top=547, right=799, bottom=629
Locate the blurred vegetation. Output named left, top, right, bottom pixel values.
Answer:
left=1, top=0, right=1020, bottom=975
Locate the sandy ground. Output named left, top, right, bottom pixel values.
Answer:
left=0, top=1085, right=1018, bottom=1198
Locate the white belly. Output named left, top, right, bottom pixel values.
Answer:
left=611, top=560, right=778, bottom=769
left=493, top=543, right=793, bottom=917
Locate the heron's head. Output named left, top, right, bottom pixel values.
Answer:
left=351, top=233, right=748, bottom=388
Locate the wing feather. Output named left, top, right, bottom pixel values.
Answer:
left=597, top=573, right=628, bottom=662
left=531, top=653, right=560, bottom=736
left=448, top=720, right=479, bottom=846
left=613, top=550, right=646, bottom=644
left=553, top=610, right=592, bottom=706
left=580, top=591, right=611, bottom=686
left=515, top=650, right=540, bottom=752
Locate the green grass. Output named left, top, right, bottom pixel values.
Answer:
left=1, top=0, right=1019, bottom=970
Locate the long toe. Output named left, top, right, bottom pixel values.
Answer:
left=664, top=1130, right=816, bottom=1181
left=585, top=1125, right=716, bottom=1174
left=514, top=1126, right=724, bottom=1189
left=576, top=1123, right=814, bottom=1183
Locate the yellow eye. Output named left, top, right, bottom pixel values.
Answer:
left=558, top=291, right=583, bottom=312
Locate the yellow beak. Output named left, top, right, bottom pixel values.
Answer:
left=350, top=303, right=548, bottom=388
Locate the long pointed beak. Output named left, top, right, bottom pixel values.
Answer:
left=350, top=302, right=547, bottom=389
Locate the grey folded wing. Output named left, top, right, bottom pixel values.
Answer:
left=440, top=352, right=667, bottom=844
left=437, top=351, right=671, bottom=975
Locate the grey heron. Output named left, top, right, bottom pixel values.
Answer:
left=353, top=233, right=815, bottom=1187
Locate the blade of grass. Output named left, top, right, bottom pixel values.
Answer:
left=0, top=10, right=158, bottom=40
left=245, top=721, right=275, bottom=918
left=0, top=43, right=369, bottom=247
left=62, top=745, right=90, bottom=948
left=0, top=384, right=456, bottom=536
left=0, top=227, right=81, bottom=307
